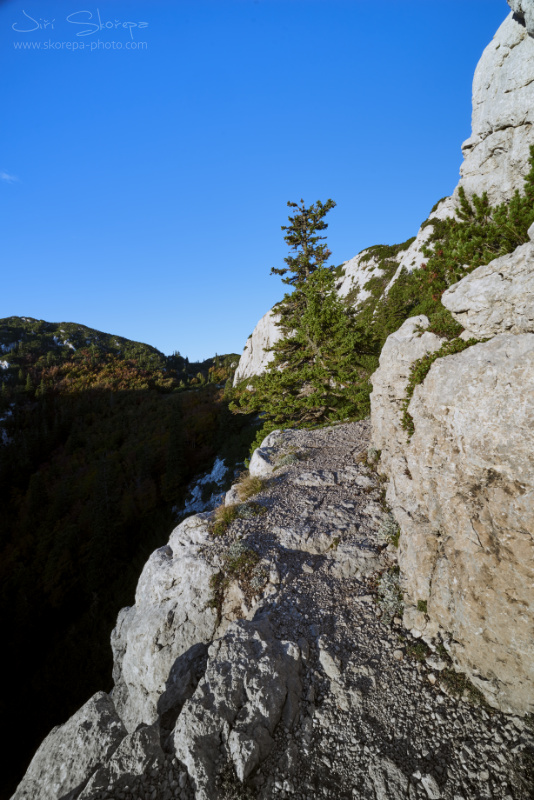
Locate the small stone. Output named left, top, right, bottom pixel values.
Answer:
left=393, top=649, right=404, bottom=661
left=428, top=673, right=436, bottom=685
left=421, top=773, right=441, bottom=799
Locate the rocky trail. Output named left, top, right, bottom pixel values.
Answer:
left=15, top=422, right=534, bottom=800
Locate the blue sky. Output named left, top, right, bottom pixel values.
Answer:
left=1, top=0, right=509, bottom=360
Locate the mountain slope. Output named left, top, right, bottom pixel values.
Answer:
left=0, top=318, right=254, bottom=800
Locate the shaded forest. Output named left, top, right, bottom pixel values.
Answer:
left=0, top=317, right=256, bottom=799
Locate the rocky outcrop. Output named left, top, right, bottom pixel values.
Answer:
left=369, top=315, right=444, bottom=504
left=233, top=309, right=281, bottom=385
left=173, top=617, right=302, bottom=800
left=335, top=249, right=388, bottom=306
left=110, top=514, right=220, bottom=732
left=509, top=0, right=534, bottom=35
left=371, top=234, right=534, bottom=713
left=248, top=429, right=285, bottom=478
left=441, top=221, right=534, bottom=338
left=12, top=692, right=126, bottom=800
left=78, top=725, right=165, bottom=798
left=459, top=9, right=534, bottom=206
left=403, top=333, right=534, bottom=714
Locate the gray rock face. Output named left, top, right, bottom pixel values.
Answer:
left=370, top=315, right=444, bottom=525
left=78, top=725, right=165, bottom=798
left=389, top=196, right=458, bottom=284
left=508, top=0, right=534, bottom=36
left=442, top=229, right=534, bottom=338
left=173, top=617, right=302, bottom=800
left=233, top=309, right=282, bottom=386
left=371, top=327, right=534, bottom=714
left=405, top=334, right=534, bottom=714
left=335, top=248, right=390, bottom=306
left=460, top=11, right=534, bottom=205
left=367, top=758, right=409, bottom=800
left=110, top=514, right=219, bottom=732
left=12, top=692, right=126, bottom=800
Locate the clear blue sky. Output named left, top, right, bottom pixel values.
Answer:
left=1, top=0, right=509, bottom=360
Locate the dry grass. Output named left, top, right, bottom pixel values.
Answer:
left=211, top=504, right=239, bottom=537
left=234, top=473, right=265, bottom=502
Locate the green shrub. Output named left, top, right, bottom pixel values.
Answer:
left=208, top=540, right=263, bottom=622
left=406, top=641, right=430, bottom=662
left=439, top=668, right=490, bottom=708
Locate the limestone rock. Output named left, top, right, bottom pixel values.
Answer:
left=390, top=196, right=457, bottom=283
left=405, top=334, right=534, bottom=713
left=442, top=235, right=534, bottom=338
left=372, top=327, right=534, bottom=714
left=233, top=309, right=282, bottom=386
left=460, top=12, right=534, bottom=205
left=12, top=692, right=126, bottom=800
left=225, top=484, right=241, bottom=505
left=367, top=758, right=409, bottom=800
left=508, top=0, right=534, bottom=37
left=248, top=429, right=283, bottom=478
left=173, top=617, right=302, bottom=800
left=78, top=724, right=165, bottom=798
left=370, top=315, right=444, bottom=520
left=335, top=249, right=389, bottom=307
left=110, top=514, right=219, bottom=732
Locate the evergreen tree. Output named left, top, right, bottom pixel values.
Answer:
left=232, top=199, right=370, bottom=430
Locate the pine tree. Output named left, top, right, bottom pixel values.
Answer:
left=232, top=199, right=370, bottom=431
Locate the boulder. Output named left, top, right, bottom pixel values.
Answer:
left=248, top=429, right=283, bottom=478
left=173, top=617, right=302, bottom=800
left=12, top=692, right=126, bottom=800
left=442, top=225, right=534, bottom=338
left=110, top=514, right=219, bottom=732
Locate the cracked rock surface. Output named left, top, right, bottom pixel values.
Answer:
left=14, top=421, right=534, bottom=800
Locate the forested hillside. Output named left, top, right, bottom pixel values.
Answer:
left=0, top=317, right=256, bottom=799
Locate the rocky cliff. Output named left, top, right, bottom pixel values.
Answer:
left=366, top=5, right=534, bottom=718
left=232, top=309, right=281, bottom=386
left=12, top=423, right=534, bottom=799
